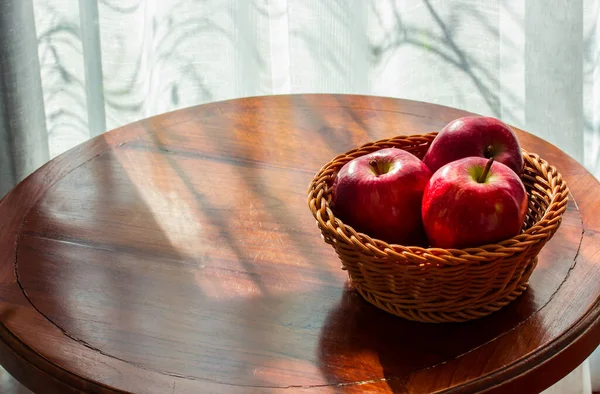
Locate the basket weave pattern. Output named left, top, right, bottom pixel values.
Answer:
left=308, top=133, right=569, bottom=323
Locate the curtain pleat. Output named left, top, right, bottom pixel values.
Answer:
left=0, top=0, right=49, bottom=197
left=79, top=0, right=107, bottom=137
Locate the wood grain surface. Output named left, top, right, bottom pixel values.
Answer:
left=0, top=94, right=598, bottom=394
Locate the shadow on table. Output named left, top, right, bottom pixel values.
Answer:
left=317, top=281, right=540, bottom=390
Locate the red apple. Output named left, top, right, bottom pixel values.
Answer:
left=423, top=116, right=524, bottom=175
left=421, top=156, right=528, bottom=249
left=331, top=148, right=432, bottom=245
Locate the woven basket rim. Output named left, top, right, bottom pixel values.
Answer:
left=307, top=133, right=570, bottom=261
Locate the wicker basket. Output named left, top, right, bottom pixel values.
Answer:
left=307, top=133, right=569, bottom=323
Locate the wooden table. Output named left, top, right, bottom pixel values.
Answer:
left=0, top=95, right=598, bottom=394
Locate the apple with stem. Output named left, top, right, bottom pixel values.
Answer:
left=421, top=156, right=528, bottom=249
left=331, top=148, right=432, bottom=245
left=423, top=116, right=524, bottom=175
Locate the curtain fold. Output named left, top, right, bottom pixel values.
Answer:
left=0, top=0, right=49, bottom=197
left=79, top=0, right=107, bottom=137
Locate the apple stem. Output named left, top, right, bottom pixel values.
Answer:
left=369, top=159, right=382, bottom=176
left=478, top=157, right=494, bottom=183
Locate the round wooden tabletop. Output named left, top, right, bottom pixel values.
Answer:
left=0, top=94, right=598, bottom=394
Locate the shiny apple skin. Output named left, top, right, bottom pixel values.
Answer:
left=421, top=157, right=528, bottom=249
left=331, top=148, right=432, bottom=246
left=423, top=116, right=524, bottom=175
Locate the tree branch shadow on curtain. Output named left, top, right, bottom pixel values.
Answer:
left=370, top=0, right=510, bottom=119
left=36, top=1, right=88, bottom=158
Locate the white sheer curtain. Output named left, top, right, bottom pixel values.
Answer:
left=33, top=0, right=599, bottom=177
left=0, top=0, right=598, bottom=392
